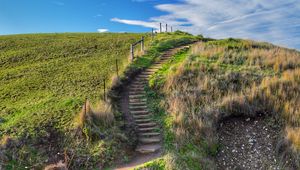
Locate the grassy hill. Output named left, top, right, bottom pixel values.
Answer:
left=0, top=33, right=145, bottom=137
left=0, top=33, right=148, bottom=169
left=0, top=32, right=199, bottom=169
left=143, top=38, right=300, bottom=169
left=2, top=32, right=298, bottom=169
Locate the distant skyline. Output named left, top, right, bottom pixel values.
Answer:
left=1, top=0, right=300, bottom=50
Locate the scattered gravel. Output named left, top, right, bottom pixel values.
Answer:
left=216, top=116, right=282, bottom=170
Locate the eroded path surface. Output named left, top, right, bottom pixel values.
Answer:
left=216, top=116, right=282, bottom=170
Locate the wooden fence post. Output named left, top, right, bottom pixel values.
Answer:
left=166, top=24, right=168, bottom=32
left=115, top=59, right=119, bottom=78
left=141, top=36, right=144, bottom=52
left=130, top=44, right=134, bottom=61
left=84, top=98, right=87, bottom=115
left=160, top=23, right=162, bottom=33
left=103, top=78, right=106, bottom=101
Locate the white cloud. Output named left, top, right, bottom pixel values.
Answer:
left=97, top=29, right=109, bottom=33
left=111, top=18, right=159, bottom=29
left=111, top=0, right=300, bottom=49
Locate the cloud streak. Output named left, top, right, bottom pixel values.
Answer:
left=111, top=18, right=159, bottom=29
left=111, top=0, right=300, bottom=50
left=97, top=29, right=109, bottom=33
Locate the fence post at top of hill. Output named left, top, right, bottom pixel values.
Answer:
left=166, top=23, right=168, bottom=32
left=160, top=23, right=162, bottom=33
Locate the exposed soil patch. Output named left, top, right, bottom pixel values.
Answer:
left=216, top=115, right=282, bottom=170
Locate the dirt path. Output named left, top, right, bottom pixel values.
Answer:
left=216, top=116, right=282, bottom=170
left=115, top=46, right=189, bottom=170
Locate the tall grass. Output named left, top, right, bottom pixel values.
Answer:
left=149, top=38, right=300, bottom=169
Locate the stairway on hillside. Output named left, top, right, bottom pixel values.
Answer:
left=128, top=46, right=188, bottom=154
left=116, top=46, right=190, bottom=170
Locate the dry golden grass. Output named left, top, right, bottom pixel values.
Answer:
left=0, top=135, right=11, bottom=148
left=286, top=127, right=300, bottom=151
left=75, top=99, right=114, bottom=141
left=93, top=100, right=114, bottom=127
left=155, top=39, right=300, bottom=168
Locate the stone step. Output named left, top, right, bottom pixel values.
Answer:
left=137, top=122, right=156, bottom=128
left=130, top=85, right=145, bottom=89
left=138, top=126, right=158, bottom=132
left=142, top=70, right=156, bottom=74
left=139, top=132, right=160, bottom=137
left=129, top=94, right=146, bottom=99
left=130, top=102, right=147, bottom=106
left=129, top=98, right=147, bottom=103
left=146, top=67, right=160, bottom=70
left=138, top=75, right=151, bottom=78
left=129, top=105, right=147, bottom=110
left=129, top=91, right=145, bottom=95
left=129, top=87, right=145, bottom=91
left=135, top=144, right=161, bottom=154
left=148, top=66, right=161, bottom=69
left=131, top=81, right=147, bottom=85
left=131, top=110, right=149, bottom=115
left=139, top=137, right=161, bottom=144
left=140, top=71, right=154, bottom=75
left=133, top=114, right=151, bottom=119
left=135, top=76, right=149, bottom=80
left=135, top=119, right=152, bottom=123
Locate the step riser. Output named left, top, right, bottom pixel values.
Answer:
left=129, top=99, right=147, bottom=103
left=135, top=145, right=161, bottom=154
left=139, top=133, right=160, bottom=137
left=130, top=108, right=147, bottom=111
left=130, top=103, right=147, bottom=106
left=129, top=91, right=145, bottom=95
left=133, top=116, right=151, bottom=120
left=138, top=127, right=157, bottom=132
left=135, top=120, right=151, bottom=123
left=132, top=112, right=149, bottom=115
left=129, top=95, right=145, bottom=99
left=139, top=139, right=161, bottom=144
left=138, top=129, right=157, bottom=133
left=137, top=124, right=156, bottom=128
left=138, top=75, right=151, bottom=78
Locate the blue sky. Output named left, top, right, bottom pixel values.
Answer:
left=1, top=0, right=300, bottom=50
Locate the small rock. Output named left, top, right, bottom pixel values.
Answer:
left=246, top=118, right=250, bottom=121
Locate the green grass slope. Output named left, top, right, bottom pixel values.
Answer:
left=0, top=33, right=145, bottom=137
left=0, top=33, right=146, bottom=169
left=144, top=39, right=300, bottom=169
left=0, top=32, right=200, bottom=169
